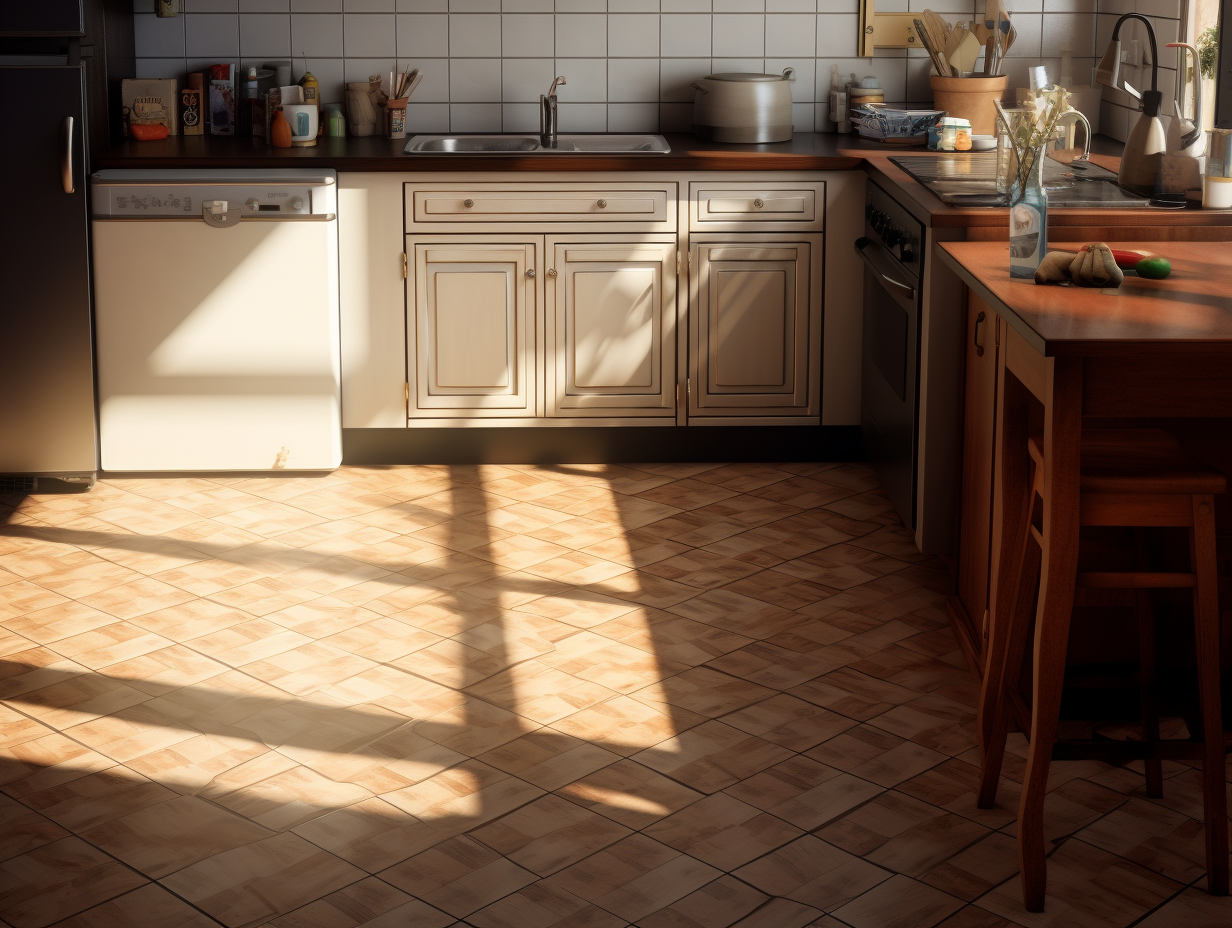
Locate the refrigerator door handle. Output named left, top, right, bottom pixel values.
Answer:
left=61, top=116, right=74, bottom=194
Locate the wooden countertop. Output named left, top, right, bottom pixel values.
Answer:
left=937, top=240, right=1232, bottom=357
left=93, top=132, right=863, bottom=173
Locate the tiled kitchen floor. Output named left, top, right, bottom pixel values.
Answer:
left=0, top=462, right=1229, bottom=928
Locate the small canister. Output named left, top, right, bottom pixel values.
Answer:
left=938, top=116, right=972, bottom=152
left=386, top=97, right=408, bottom=139
left=323, top=103, right=346, bottom=138
left=1207, top=128, right=1232, bottom=178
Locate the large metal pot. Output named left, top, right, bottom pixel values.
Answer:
left=691, top=69, right=794, bottom=144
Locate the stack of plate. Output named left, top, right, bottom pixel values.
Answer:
left=851, top=106, right=946, bottom=145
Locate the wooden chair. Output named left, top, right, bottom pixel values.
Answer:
left=978, top=428, right=1229, bottom=911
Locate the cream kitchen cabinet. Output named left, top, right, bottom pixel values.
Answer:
left=409, top=239, right=538, bottom=419
left=689, top=236, right=822, bottom=420
left=546, top=238, right=678, bottom=419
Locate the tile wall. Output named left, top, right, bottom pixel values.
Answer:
left=132, top=0, right=1182, bottom=136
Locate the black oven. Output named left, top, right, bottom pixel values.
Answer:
left=856, top=183, right=925, bottom=530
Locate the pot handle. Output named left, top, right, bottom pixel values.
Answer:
left=690, top=81, right=708, bottom=94
left=781, top=67, right=795, bottom=81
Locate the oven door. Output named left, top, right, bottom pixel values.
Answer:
left=856, top=235, right=921, bottom=530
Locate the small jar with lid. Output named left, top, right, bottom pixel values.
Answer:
left=938, top=117, right=972, bottom=151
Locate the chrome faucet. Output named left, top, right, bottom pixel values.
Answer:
left=540, top=75, right=566, bottom=148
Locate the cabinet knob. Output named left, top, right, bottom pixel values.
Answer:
left=753, top=198, right=764, bottom=209
left=526, top=268, right=535, bottom=278
left=547, top=268, right=558, bottom=278
left=596, top=198, right=607, bottom=209
left=463, top=198, right=475, bottom=208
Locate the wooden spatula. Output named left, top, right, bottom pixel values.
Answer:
left=945, top=23, right=968, bottom=64
left=922, top=10, right=953, bottom=76
left=950, top=31, right=984, bottom=76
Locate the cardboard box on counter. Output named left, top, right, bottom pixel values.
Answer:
left=122, top=78, right=178, bottom=137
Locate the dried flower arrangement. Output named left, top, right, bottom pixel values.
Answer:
left=995, top=86, right=1073, bottom=204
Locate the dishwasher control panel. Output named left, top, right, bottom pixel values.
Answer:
left=92, top=184, right=320, bottom=217
left=89, top=171, right=337, bottom=219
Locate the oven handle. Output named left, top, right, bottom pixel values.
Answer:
left=855, top=236, right=917, bottom=301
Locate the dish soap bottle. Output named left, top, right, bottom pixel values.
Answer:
left=298, top=67, right=321, bottom=136
left=1009, top=143, right=1048, bottom=279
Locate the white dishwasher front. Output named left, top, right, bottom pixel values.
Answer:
left=91, top=170, right=341, bottom=472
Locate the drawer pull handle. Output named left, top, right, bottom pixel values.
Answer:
left=463, top=198, right=475, bottom=208
left=753, top=198, right=764, bottom=209
left=596, top=199, right=607, bottom=209
left=547, top=268, right=558, bottom=277
left=974, top=311, right=986, bottom=357
left=526, top=268, right=536, bottom=278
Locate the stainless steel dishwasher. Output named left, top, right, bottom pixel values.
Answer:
left=90, top=170, right=342, bottom=472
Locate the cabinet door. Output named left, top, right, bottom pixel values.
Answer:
left=955, top=296, right=1001, bottom=655
left=409, top=241, right=537, bottom=417
left=690, top=238, right=821, bottom=417
left=546, top=239, right=677, bottom=418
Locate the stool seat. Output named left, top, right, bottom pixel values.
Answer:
left=1027, top=430, right=1227, bottom=496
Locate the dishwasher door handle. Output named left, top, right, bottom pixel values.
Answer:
left=855, top=236, right=917, bottom=301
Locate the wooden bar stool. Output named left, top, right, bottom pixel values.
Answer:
left=978, top=428, right=1229, bottom=910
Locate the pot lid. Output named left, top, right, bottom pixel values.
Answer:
left=704, top=72, right=789, bottom=82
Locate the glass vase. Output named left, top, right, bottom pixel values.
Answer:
left=1009, top=142, right=1048, bottom=279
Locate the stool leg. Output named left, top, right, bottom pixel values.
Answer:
left=979, top=458, right=1040, bottom=809
left=1134, top=529, right=1164, bottom=798
left=1191, top=494, right=1229, bottom=896
left=1018, top=358, right=1083, bottom=913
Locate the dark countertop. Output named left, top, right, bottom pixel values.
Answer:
left=93, top=132, right=863, bottom=173
left=95, top=131, right=1232, bottom=231
left=937, top=240, right=1232, bottom=356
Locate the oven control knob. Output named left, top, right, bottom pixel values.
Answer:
left=245, top=197, right=260, bottom=210
left=899, top=241, right=915, bottom=262
left=290, top=197, right=305, bottom=210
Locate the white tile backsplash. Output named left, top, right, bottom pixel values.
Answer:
left=133, top=1, right=1174, bottom=133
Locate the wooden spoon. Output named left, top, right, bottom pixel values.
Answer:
left=951, top=32, right=984, bottom=76
left=922, top=10, right=953, bottom=76
left=913, top=17, right=950, bottom=76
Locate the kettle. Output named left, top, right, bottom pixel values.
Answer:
left=691, top=69, right=795, bottom=144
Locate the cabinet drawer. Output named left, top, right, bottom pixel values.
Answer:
left=407, top=183, right=674, bottom=230
left=690, top=182, right=824, bottom=231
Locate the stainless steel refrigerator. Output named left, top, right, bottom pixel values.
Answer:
left=0, top=0, right=132, bottom=492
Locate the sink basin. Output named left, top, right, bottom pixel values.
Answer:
left=405, top=134, right=670, bottom=155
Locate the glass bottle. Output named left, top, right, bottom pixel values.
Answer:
left=1009, top=142, right=1048, bottom=279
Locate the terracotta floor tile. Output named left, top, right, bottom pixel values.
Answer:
left=0, top=648, right=89, bottom=704
left=897, top=758, right=1020, bottom=831
left=550, top=695, right=704, bottom=756
left=977, top=839, right=1183, bottom=928
left=379, top=760, right=544, bottom=833
left=0, top=705, right=54, bottom=752
left=590, top=610, right=752, bottom=667
left=267, top=875, right=455, bottom=928
left=831, top=874, right=964, bottom=928
left=1072, top=797, right=1209, bottom=884
left=124, top=732, right=270, bottom=796
left=477, top=728, right=620, bottom=791
left=917, top=831, right=1020, bottom=902
left=471, top=793, right=633, bottom=875
left=580, top=529, right=689, bottom=570
left=665, top=590, right=802, bottom=640
left=867, top=692, right=979, bottom=757
left=60, top=703, right=200, bottom=764
left=150, top=558, right=269, bottom=597
left=732, top=835, right=891, bottom=911
left=720, top=694, right=855, bottom=752
left=96, top=644, right=231, bottom=697
left=1133, top=886, right=1232, bottom=927
left=542, top=631, right=683, bottom=696
left=32, top=561, right=145, bottom=601
left=789, top=666, right=922, bottom=722
left=379, top=834, right=539, bottom=917
left=0, top=836, right=147, bottom=927
left=318, top=665, right=467, bottom=719
left=160, top=832, right=365, bottom=927
left=0, top=732, right=116, bottom=800
left=642, top=792, right=804, bottom=870
left=817, top=790, right=990, bottom=878
left=76, top=577, right=197, bottom=621
left=635, top=874, right=768, bottom=928
left=585, top=570, right=699, bottom=610
left=239, top=642, right=377, bottom=697
left=411, top=696, right=534, bottom=756
left=207, top=760, right=373, bottom=831
left=466, top=879, right=627, bottom=928
left=633, top=720, right=794, bottom=794
left=724, top=756, right=883, bottom=831
left=555, top=758, right=702, bottom=828
left=641, top=550, right=762, bottom=591
left=185, top=618, right=315, bottom=667
left=126, top=599, right=253, bottom=640
left=0, top=794, right=69, bottom=862
left=464, top=660, right=617, bottom=726
left=0, top=581, right=70, bottom=622
left=705, top=640, right=849, bottom=691
left=47, top=883, right=221, bottom=928
left=2, top=602, right=118, bottom=646
left=290, top=795, right=458, bottom=872
left=543, top=833, right=721, bottom=922
left=806, top=724, right=949, bottom=788
left=629, top=666, right=776, bottom=719
left=82, top=793, right=272, bottom=878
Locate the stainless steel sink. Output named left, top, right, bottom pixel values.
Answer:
left=405, top=134, right=670, bottom=154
